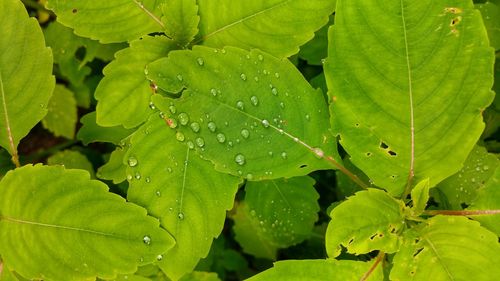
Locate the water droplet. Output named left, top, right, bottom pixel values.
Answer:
left=240, top=73, right=247, bottom=81
left=271, top=88, right=278, bottom=95
left=143, top=235, right=151, bottom=245
left=208, top=121, right=217, bottom=132
left=149, top=102, right=156, bottom=110
left=305, top=114, right=310, bottom=121
left=127, top=174, right=133, bottom=181
left=178, top=113, right=189, bottom=126
left=275, top=72, right=280, bottom=78
left=241, top=129, right=250, bottom=139
left=196, top=57, right=204, bottom=66
left=155, top=190, right=161, bottom=197
left=210, top=88, right=217, bottom=96
left=135, top=172, right=141, bottom=180
left=313, top=147, right=324, bottom=158
left=176, top=74, right=183, bottom=81
left=196, top=137, right=205, bottom=147
left=187, top=141, right=195, bottom=149
left=221, top=49, right=226, bottom=54
left=254, top=76, right=259, bottom=82
left=236, top=100, right=245, bottom=110
left=159, top=111, right=166, bottom=119
left=190, top=122, right=200, bottom=132
left=176, top=132, right=185, bottom=142
left=167, top=167, right=173, bottom=173
left=261, top=119, right=270, bottom=128
left=128, top=156, right=138, bottom=167
left=281, top=152, right=288, bottom=159
left=258, top=54, right=264, bottom=61
left=169, top=105, right=177, bottom=114
left=178, top=212, right=185, bottom=220
left=250, top=210, right=257, bottom=216
left=145, top=177, right=151, bottom=183
left=166, top=118, right=178, bottom=128
left=156, top=254, right=163, bottom=261
left=250, top=96, right=259, bottom=106
left=279, top=102, right=285, bottom=108
left=246, top=173, right=254, bottom=180
left=268, top=151, right=273, bottom=157
left=216, top=133, right=226, bottom=143
left=235, top=154, right=246, bottom=166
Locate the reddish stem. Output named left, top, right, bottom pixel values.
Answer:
left=360, top=252, right=385, bottom=281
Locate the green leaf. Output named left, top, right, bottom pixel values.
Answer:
left=0, top=0, right=54, bottom=160
left=148, top=46, right=338, bottom=180
left=246, top=259, right=383, bottom=281
left=47, top=149, right=95, bottom=178
left=126, top=117, right=241, bottom=280
left=233, top=177, right=319, bottom=259
left=434, top=145, right=499, bottom=209
left=179, top=272, right=220, bottom=281
left=77, top=112, right=135, bottom=145
left=161, top=0, right=200, bottom=47
left=325, top=0, right=495, bottom=195
left=476, top=1, right=500, bottom=50
left=0, top=164, right=174, bottom=281
left=390, top=215, right=500, bottom=281
left=298, top=15, right=334, bottom=65
left=325, top=188, right=405, bottom=258
left=410, top=179, right=430, bottom=216
left=197, top=0, right=336, bottom=57
left=46, top=0, right=166, bottom=43
left=95, top=36, right=175, bottom=128
left=468, top=166, right=500, bottom=235
left=41, top=84, right=77, bottom=139
left=97, top=147, right=127, bottom=184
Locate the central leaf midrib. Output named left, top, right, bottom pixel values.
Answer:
left=0, top=72, right=15, bottom=156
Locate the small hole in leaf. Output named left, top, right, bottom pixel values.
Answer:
left=348, top=238, right=354, bottom=245
left=370, top=233, right=377, bottom=240
left=365, top=152, right=372, bottom=157
left=378, top=233, right=384, bottom=238
left=300, top=164, right=308, bottom=168
left=414, top=238, right=420, bottom=244
left=412, top=247, right=424, bottom=257
left=388, top=150, right=397, bottom=156
left=390, top=175, right=397, bottom=179
left=355, top=123, right=360, bottom=127
left=460, top=203, right=469, bottom=209
left=379, top=142, right=389, bottom=149
left=450, top=16, right=462, bottom=27
left=75, top=46, right=86, bottom=61
left=72, top=8, right=78, bottom=13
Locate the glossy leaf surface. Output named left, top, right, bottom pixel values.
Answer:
left=0, top=164, right=174, bottom=281
left=126, top=117, right=241, bottom=280
left=325, top=0, right=495, bottom=195
left=148, top=46, right=337, bottom=180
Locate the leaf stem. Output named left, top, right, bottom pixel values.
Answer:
left=360, top=251, right=385, bottom=281
left=424, top=210, right=500, bottom=216
left=325, top=156, right=369, bottom=189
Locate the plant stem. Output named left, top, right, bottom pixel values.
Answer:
left=20, top=140, right=78, bottom=164
left=424, top=209, right=500, bottom=216
left=360, top=251, right=385, bottom=281
left=325, top=156, right=370, bottom=189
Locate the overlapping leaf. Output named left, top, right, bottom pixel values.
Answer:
left=147, top=46, right=338, bottom=180
left=47, top=150, right=95, bottom=178
left=0, top=165, right=174, bottom=281
left=46, top=0, right=167, bottom=43
left=197, top=0, right=336, bottom=57
left=468, top=166, right=500, bottom=235
left=95, top=36, right=175, bottom=128
left=390, top=216, right=500, bottom=281
left=0, top=0, right=54, bottom=159
left=246, top=259, right=383, bottom=281
left=233, top=177, right=319, bottom=259
left=42, top=85, right=77, bottom=139
left=325, top=189, right=406, bottom=258
left=77, top=112, right=135, bottom=145
left=476, top=1, right=500, bottom=50
left=161, top=0, right=200, bottom=47
left=325, top=0, right=495, bottom=195
left=97, top=147, right=128, bottom=184
left=126, top=117, right=241, bottom=280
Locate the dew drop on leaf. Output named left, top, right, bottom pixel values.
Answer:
left=176, top=132, right=185, bottom=142
left=240, top=129, right=250, bottom=139
left=210, top=88, right=217, bottom=96
left=128, top=156, right=138, bottom=167
left=196, top=57, right=204, bottom=66
left=178, top=113, right=189, bottom=126
left=187, top=141, right=195, bottom=149
left=134, top=172, right=141, bottom=180
left=145, top=177, right=151, bottom=183
left=156, top=254, right=163, bottom=261
left=169, top=105, right=177, bottom=114
left=178, top=212, right=185, bottom=220
left=313, top=147, right=324, bottom=158
left=207, top=121, right=217, bottom=132
left=176, top=74, right=183, bottom=81
left=190, top=122, right=200, bottom=132
left=236, top=100, right=245, bottom=110
left=246, top=173, right=254, bottom=180
left=250, top=96, right=259, bottom=106
left=281, top=152, right=288, bottom=159
left=143, top=235, right=151, bottom=245
left=235, top=153, right=246, bottom=166
left=261, top=119, right=270, bottom=128
left=195, top=137, right=205, bottom=147
left=240, top=73, right=247, bottom=81
left=258, top=54, right=264, bottom=61
left=216, top=133, right=226, bottom=143
left=275, top=72, right=280, bottom=78
left=271, top=88, right=278, bottom=95
left=155, top=190, right=161, bottom=197
left=149, top=102, right=156, bottom=110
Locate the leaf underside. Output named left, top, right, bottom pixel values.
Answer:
left=325, top=0, right=495, bottom=195
left=147, top=46, right=338, bottom=181
left=0, top=164, right=174, bottom=281
left=126, top=117, right=242, bottom=280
